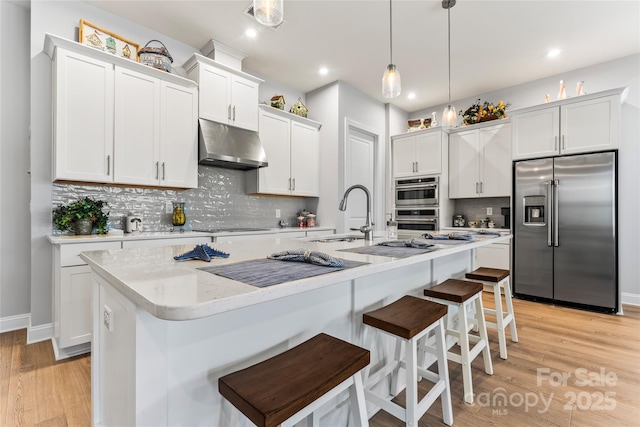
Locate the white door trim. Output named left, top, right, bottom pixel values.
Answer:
left=342, top=118, right=385, bottom=233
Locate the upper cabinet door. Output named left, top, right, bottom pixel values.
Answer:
left=480, top=124, right=512, bottom=197
left=290, top=121, right=320, bottom=197
left=511, top=107, right=559, bottom=160
left=392, top=135, right=416, bottom=178
left=256, top=110, right=292, bottom=195
left=198, top=64, right=231, bottom=124
left=113, top=67, right=161, bottom=186
left=415, top=132, right=442, bottom=175
left=53, top=49, right=114, bottom=183
left=230, top=76, right=260, bottom=131
left=560, top=95, right=619, bottom=155
left=449, top=130, right=479, bottom=199
left=160, top=82, right=199, bottom=189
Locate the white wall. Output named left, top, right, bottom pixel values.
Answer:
left=0, top=0, right=31, bottom=331
left=408, top=54, right=640, bottom=305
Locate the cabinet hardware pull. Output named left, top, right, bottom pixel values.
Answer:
left=476, top=182, right=479, bottom=194
left=232, top=106, right=236, bottom=121
left=162, top=162, right=166, bottom=180
left=554, top=136, right=558, bottom=151
left=562, top=135, right=565, bottom=150
left=107, top=155, right=111, bottom=175
left=228, top=105, right=231, bottom=120
left=415, top=161, right=419, bottom=172
left=292, top=178, right=296, bottom=191
left=288, top=178, right=291, bottom=190
left=155, top=162, right=159, bottom=179
left=480, top=182, right=483, bottom=193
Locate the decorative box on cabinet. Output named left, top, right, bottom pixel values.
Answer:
left=245, top=106, right=322, bottom=197
left=449, top=122, right=511, bottom=199
left=511, top=87, right=627, bottom=160
left=53, top=241, right=122, bottom=360
left=392, top=128, right=443, bottom=178
left=44, top=34, right=198, bottom=189
left=184, top=53, right=263, bottom=131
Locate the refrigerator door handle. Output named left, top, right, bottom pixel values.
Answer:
left=547, top=180, right=554, bottom=246
left=553, top=179, right=560, bottom=247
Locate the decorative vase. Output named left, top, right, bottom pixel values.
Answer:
left=172, top=202, right=186, bottom=227
left=75, top=218, right=93, bottom=235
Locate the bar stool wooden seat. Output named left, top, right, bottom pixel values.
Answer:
left=218, top=333, right=370, bottom=427
left=465, top=267, right=518, bottom=360
left=362, top=295, right=453, bottom=427
left=423, top=279, right=493, bottom=404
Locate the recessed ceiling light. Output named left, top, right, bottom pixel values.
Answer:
left=407, top=92, right=416, bottom=99
left=547, top=48, right=561, bottom=58
left=319, top=67, right=328, bottom=75
left=246, top=28, right=257, bottom=38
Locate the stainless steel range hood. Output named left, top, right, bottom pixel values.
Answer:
left=198, top=119, right=268, bottom=170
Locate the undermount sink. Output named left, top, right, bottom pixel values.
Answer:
left=310, top=236, right=365, bottom=243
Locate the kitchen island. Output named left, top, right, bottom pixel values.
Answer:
left=81, top=232, right=510, bottom=426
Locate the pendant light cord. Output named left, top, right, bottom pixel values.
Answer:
left=389, top=0, right=393, bottom=64
left=447, top=4, right=451, bottom=104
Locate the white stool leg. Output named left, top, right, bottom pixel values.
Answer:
left=457, top=301, right=474, bottom=404
left=474, top=295, right=493, bottom=376
left=349, top=371, right=368, bottom=427
left=503, top=278, right=519, bottom=343
left=405, top=337, right=419, bottom=427
left=492, top=283, right=508, bottom=359
left=435, top=318, right=453, bottom=426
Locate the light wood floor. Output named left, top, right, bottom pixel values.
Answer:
left=1, top=296, right=639, bottom=426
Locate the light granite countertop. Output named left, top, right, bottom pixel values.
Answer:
left=80, top=232, right=511, bottom=321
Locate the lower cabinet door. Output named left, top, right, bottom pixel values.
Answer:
left=60, top=265, right=94, bottom=348
left=475, top=243, right=510, bottom=270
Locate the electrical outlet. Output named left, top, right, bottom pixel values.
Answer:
left=487, top=207, right=493, bottom=216
left=103, top=305, right=114, bottom=332
left=276, top=209, right=281, bottom=218
left=165, top=202, right=173, bottom=214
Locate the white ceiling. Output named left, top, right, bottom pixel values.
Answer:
left=86, top=0, right=640, bottom=113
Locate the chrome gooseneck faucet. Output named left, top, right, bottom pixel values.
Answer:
left=339, top=184, right=374, bottom=241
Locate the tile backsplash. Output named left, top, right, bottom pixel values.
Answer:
left=52, top=166, right=318, bottom=233
left=450, top=197, right=511, bottom=229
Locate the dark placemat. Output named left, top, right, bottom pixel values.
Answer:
left=198, top=258, right=368, bottom=288
left=337, top=245, right=438, bottom=258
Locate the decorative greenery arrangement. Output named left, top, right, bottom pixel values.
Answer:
left=460, top=99, right=509, bottom=125
left=52, top=197, right=110, bottom=234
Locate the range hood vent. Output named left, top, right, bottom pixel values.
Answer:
left=198, top=119, right=268, bottom=170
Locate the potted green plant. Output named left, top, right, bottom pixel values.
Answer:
left=52, top=197, right=110, bottom=235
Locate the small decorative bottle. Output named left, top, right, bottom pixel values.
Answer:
left=557, top=80, right=566, bottom=100
left=172, top=202, right=186, bottom=231
left=576, top=81, right=585, bottom=96
left=431, top=111, right=438, bottom=127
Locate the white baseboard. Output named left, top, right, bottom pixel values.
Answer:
left=0, top=313, right=30, bottom=333
left=51, top=338, right=91, bottom=361
left=27, top=321, right=53, bottom=344
left=621, top=292, right=640, bottom=307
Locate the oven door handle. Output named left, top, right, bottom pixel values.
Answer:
left=397, top=183, right=438, bottom=190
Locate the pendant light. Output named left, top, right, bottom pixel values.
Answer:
left=254, top=0, right=283, bottom=27
left=382, top=0, right=401, bottom=98
left=442, top=0, right=457, bottom=128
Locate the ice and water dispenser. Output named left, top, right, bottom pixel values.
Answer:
left=523, top=195, right=546, bottom=225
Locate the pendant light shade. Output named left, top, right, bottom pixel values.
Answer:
left=442, top=0, right=457, bottom=129
left=382, top=0, right=400, bottom=98
left=382, top=64, right=401, bottom=98
left=253, top=0, right=283, bottom=27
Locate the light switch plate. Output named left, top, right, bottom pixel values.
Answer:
left=166, top=202, right=173, bottom=214
left=487, top=207, right=493, bottom=215
left=103, top=305, right=114, bottom=332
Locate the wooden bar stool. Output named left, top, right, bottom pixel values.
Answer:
left=423, top=279, right=493, bottom=404
left=466, top=267, right=518, bottom=360
left=218, top=333, right=370, bottom=427
left=362, top=295, right=453, bottom=427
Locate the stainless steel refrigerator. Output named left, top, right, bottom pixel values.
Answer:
left=513, top=152, right=617, bottom=312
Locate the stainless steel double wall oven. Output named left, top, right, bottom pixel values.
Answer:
left=394, top=176, right=439, bottom=234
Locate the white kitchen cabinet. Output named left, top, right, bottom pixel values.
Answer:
left=246, top=106, right=322, bottom=197
left=511, top=88, right=626, bottom=160
left=476, top=242, right=510, bottom=270
left=185, top=54, right=263, bottom=131
left=45, top=34, right=198, bottom=189
left=114, top=68, right=198, bottom=188
left=53, top=240, right=122, bottom=359
left=392, top=129, right=443, bottom=178
left=449, top=123, right=511, bottom=199
left=52, top=48, right=114, bottom=183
